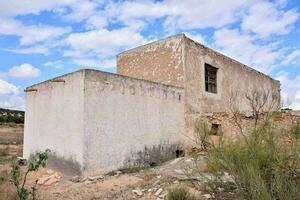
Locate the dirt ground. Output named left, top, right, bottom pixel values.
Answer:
left=0, top=124, right=23, bottom=165
left=0, top=123, right=24, bottom=145
left=0, top=158, right=213, bottom=200
left=0, top=124, right=234, bottom=200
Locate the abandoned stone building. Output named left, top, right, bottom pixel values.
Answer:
left=23, top=34, right=281, bottom=174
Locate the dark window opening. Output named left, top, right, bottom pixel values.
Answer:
left=175, top=148, right=185, bottom=158
left=211, top=123, right=221, bottom=135
left=205, top=63, right=218, bottom=93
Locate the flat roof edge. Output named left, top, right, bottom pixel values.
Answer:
left=26, top=69, right=86, bottom=90
left=117, top=33, right=185, bottom=57
left=26, top=69, right=184, bottom=90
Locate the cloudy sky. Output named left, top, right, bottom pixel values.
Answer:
left=0, top=0, right=299, bottom=110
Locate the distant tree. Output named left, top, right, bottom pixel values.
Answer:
left=0, top=108, right=25, bottom=124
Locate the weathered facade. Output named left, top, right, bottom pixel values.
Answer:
left=24, top=70, right=184, bottom=174
left=24, top=34, right=281, bottom=174
left=117, top=34, right=280, bottom=134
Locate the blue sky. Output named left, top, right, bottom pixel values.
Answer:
left=0, top=0, right=299, bottom=110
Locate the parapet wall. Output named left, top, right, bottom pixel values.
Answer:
left=83, top=70, right=185, bottom=174
left=117, top=34, right=185, bottom=87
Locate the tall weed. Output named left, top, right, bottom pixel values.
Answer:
left=207, top=124, right=300, bottom=200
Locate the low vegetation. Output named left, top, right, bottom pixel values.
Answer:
left=0, top=146, right=9, bottom=157
left=0, top=150, right=50, bottom=200
left=206, top=123, right=300, bottom=200
left=166, top=187, right=196, bottom=200
left=0, top=108, right=25, bottom=124
left=194, top=121, right=210, bottom=151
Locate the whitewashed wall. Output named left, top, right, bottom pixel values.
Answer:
left=83, top=70, right=185, bottom=174
left=24, top=69, right=185, bottom=174
left=23, top=70, right=85, bottom=167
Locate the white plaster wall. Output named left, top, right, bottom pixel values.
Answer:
left=83, top=70, right=185, bottom=174
left=23, top=70, right=85, bottom=167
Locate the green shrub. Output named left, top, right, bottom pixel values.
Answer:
left=194, top=121, right=210, bottom=150
left=0, top=146, right=9, bottom=157
left=166, top=187, right=195, bottom=200
left=10, top=149, right=50, bottom=200
left=0, top=108, right=24, bottom=124
left=207, top=124, right=300, bottom=200
left=291, top=121, right=300, bottom=139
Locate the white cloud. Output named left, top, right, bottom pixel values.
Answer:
left=105, top=0, right=250, bottom=31
left=65, top=27, right=146, bottom=56
left=163, top=0, right=249, bottom=30
left=0, top=0, right=298, bottom=111
left=292, top=91, right=300, bottom=110
left=213, top=28, right=283, bottom=73
left=0, top=79, right=19, bottom=95
left=282, top=49, right=300, bottom=65
left=276, top=71, right=300, bottom=110
left=85, top=15, right=108, bottom=30
left=64, top=27, right=147, bottom=67
left=102, top=0, right=299, bottom=38
left=0, top=79, right=24, bottom=110
left=242, top=1, right=299, bottom=38
left=184, top=32, right=206, bottom=44
left=0, top=18, right=71, bottom=45
left=62, top=0, right=99, bottom=22
left=6, top=45, right=49, bottom=55
left=8, top=64, right=41, bottom=79
left=73, top=58, right=115, bottom=68
left=0, top=0, right=74, bottom=17
left=44, top=60, right=66, bottom=69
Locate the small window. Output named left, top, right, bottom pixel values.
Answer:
left=211, top=123, right=220, bottom=135
left=205, top=63, right=218, bottom=93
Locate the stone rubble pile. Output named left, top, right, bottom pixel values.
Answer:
left=70, top=175, right=104, bottom=184
left=37, top=170, right=61, bottom=186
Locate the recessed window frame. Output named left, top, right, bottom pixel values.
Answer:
left=205, top=63, right=218, bottom=94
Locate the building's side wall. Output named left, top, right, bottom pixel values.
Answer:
left=196, top=111, right=300, bottom=142
left=183, top=37, right=281, bottom=132
left=23, top=70, right=85, bottom=167
left=83, top=70, right=185, bottom=174
left=117, top=35, right=185, bottom=87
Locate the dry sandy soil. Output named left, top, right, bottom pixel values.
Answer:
left=0, top=124, right=23, bottom=165
left=1, top=157, right=212, bottom=200
left=0, top=124, right=234, bottom=200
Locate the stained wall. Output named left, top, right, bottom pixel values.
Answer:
left=83, top=70, right=185, bottom=174
left=24, top=69, right=185, bottom=174
left=117, top=35, right=185, bottom=87
left=117, top=34, right=281, bottom=136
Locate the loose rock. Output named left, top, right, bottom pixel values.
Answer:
left=88, top=175, right=104, bottom=181
left=132, top=188, right=143, bottom=196
left=37, top=176, right=51, bottom=185
left=114, top=171, right=122, bottom=177
left=154, top=188, right=163, bottom=196
left=46, top=170, right=54, bottom=175
left=37, top=173, right=60, bottom=186
left=203, top=194, right=213, bottom=199
left=70, top=176, right=81, bottom=183
left=44, top=177, right=59, bottom=186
